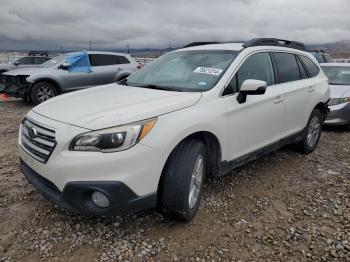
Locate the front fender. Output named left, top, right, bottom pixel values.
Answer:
left=27, top=76, right=62, bottom=92
left=140, top=98, right=230, bottom=162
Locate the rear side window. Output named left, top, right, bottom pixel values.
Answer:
left=299, top=55, right=320, bottom=77
left=32, top=57, right=49, bottom=64
left=296, top=56, right=308, bottom=79
left=313, top=53, right=326, bottom=63
left=90, top=54, right=129, bottom=66
left=17, top=57, right=34, bottom=64
left=90, top=54, right=115, bottom=66
left=116, top=56, right=130, bottom=64
left=273, top=53, right=301, bottom=83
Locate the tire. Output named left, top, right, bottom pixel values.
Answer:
left=30, top=82, right=58, bottom=105
left=295, top=109, right=323, bottom=154
left=158, top=139, right=206, bottom=222
left=119, top=75, right=129, bottom=81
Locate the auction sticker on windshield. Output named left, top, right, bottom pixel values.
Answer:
left=193, top=67, right=223, bottom=76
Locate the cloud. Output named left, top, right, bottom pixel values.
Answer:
left=0, top=0, right=349, bottom=50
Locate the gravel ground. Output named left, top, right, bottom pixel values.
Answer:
left=0, top=99, right=349, bottom=262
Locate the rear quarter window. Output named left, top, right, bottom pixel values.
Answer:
left=116, top=56, right=130, bottom=64
left=299, top=55, right=320, bottom=77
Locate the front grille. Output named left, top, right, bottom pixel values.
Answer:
left=20, top=118, right=56, bottom=163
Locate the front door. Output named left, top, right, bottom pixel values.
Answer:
left=223, top=52, right=285, bottom=161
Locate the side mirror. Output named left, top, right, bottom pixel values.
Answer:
left=61, top=62, right=70, bottom=70
left=237, top=79, right=267, bottom=104
left=14, top=62, right=20, bottom=66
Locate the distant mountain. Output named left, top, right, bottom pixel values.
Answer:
left=308, top=40, right=350, bottom=49
left=308, top=41, right=350, bottom=58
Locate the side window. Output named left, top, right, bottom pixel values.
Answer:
left=17, top=57, right=33, bottom=64
left=316, top=54, right=326, bottom=63
left=116, top=56, right=130, bottom=64
left=90, top=54, right=118, bottom=66
left=225, top=52, right=275, bottom=94
left=296, top=55, right=308, bottom=79
left=299, top=55, right=320, bottom=77
left=273, top=53, right=300, bottom=83
left=39, top=57, right=50, bottom=64
left=32, top=57, right=46, bottom=64
left=323, top=54, right=331, bottom=63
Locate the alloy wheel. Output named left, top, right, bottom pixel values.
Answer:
left=188, top=154, right=204, bottom=209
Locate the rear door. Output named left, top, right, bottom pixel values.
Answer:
left=272, top=52, right=314, bottom=137
left=223, top=52, right=285, bottom=160
left=89, top=54, right=128, bottom=85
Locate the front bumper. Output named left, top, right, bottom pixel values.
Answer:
left=19, top=111, right=169, bottom=215
left=20, top=160, right=157, bottom=216
left=324, top=102, right=350, bottom=125
left=0, top=74, right=30, bottom=97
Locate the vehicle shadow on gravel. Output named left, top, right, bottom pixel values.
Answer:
left=322, top=125, right=349, bottom=133
left=37, top=143, right=301, bottom=225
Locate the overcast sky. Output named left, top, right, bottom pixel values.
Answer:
left=0, top=0, right=349, bottom=50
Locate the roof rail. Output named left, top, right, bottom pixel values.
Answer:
left=28, top=51, right=49, bottom=57
left=243, top=38, right=306, bottom=51
left=183, top=42, right=221, bottom=48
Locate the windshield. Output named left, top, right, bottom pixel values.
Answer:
left=40, top=54, right=67, bottom=68
left=322, top=66, right=350, bottom=85
left=126, top=50, right=238, bottom=92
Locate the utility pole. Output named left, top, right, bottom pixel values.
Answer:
left=127, top=44, right=130, bottom=54
left=89, top=40, right=92, bottom=51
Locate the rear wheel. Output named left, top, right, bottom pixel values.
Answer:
left=158, top=139, right=206, bottom=222
left=30, top=82, right=58, bottom=105
left=295, top=109, right=323, bottom=154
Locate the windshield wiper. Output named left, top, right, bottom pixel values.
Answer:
left=136, top=84, right=184, bottom=92
left=329, top=83, right=345, bottom=86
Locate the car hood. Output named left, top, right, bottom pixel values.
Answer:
left=32, top=83, right=202, bottom=130
left=329, top=84, right=350, bottom=98
left=3, top=67, right=45, bottom=76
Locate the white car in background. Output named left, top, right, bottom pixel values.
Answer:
left=321, top=63, right=350, bottom=129
left=19, top=38, right=329, bottom=222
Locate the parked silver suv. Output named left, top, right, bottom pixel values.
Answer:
left=0, top=54, right=52, bottom=73
left=0, top=51, right=139, bottom=104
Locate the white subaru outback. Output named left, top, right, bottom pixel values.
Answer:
left=19, top=38, right=330, bottom=222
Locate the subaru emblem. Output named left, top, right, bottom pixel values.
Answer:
left=28, top=127, right=38, bottom=139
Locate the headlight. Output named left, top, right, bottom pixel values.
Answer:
left=329, top=97, right=350, bottom=106
left=70, top=118, right=157, bottom=152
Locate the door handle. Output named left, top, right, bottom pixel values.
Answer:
left=274, top=96, right=284, bottom=104
left=307, top=86, right=315, bottom=93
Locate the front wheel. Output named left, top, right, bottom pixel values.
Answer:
left=295, top=109, right=323, bottom=154
left=158, top=139, right=206, bottom=222
left=30, top=82, right=58, bottom=105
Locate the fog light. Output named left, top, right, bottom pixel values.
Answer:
left=91, top=191, right=110, bottom=208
